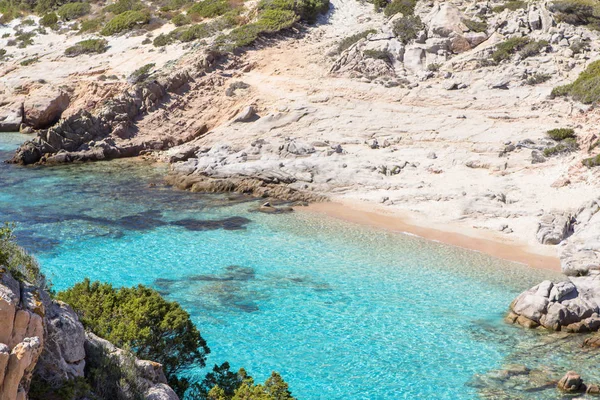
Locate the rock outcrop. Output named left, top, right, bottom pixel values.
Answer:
left=0, top=268, right=179, bottom=400
left=23, top=88, right=70, bottom=130
left=509, top=197, right=600, bottom=332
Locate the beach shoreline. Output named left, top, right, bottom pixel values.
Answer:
left=301, top=200, right=562, bottom=272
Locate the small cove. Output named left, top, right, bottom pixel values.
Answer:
left=0, top=132, right=595, bottom=399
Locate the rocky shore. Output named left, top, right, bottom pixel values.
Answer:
left=0, top=269, right=178, bottom=400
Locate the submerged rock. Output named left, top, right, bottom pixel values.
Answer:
left=557, top=371, right=584, bottom=393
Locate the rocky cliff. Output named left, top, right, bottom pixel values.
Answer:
left=0, top=268, right=178, bottom=400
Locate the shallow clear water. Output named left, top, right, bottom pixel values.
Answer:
left=0, top=132, right=595, bottom=399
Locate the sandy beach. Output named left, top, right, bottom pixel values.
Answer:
left=303, top=200, right=562, bottom=272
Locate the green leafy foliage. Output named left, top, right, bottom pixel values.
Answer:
left=188, top=0, right=232, bottom=18
left=583, top=153, right=600, bottom=167
left=78, top=16, right=104, bottom=32
left=462, top=18, right=487, bottom=32
left=547, top=128, right=576, bottom=141
left=548, top=0, right=600, bottom=28
left=64, top=38, right=108, bottom=56
left=20, top=56, right=39, bottom=65
left=391, top=14, right=423, bottom=44
left=383, top=0, right=416, bottom=16
left=40, top=12, right=59, bottom=27
left=190, top=364, right=295, bottom=400
left=104, top=0, right=143, bottom=14
left=526, top=73, right=551, bottom=85
left=552, top=60, right=600, bottom=104
left=29, top=376, right=92, bottom=400
left=57, top=279, right=210, bottom=397
left=57, top=2, right=90, bottom=20
left=255, top=9, right=298, bottom=32
left=543, top=137, right=579, bottom=157
left=363, top=48, right=390, bottom=60
left=518, top=39, right=548, bottom=58
left=491, top=36, right=530, bottom=63
left=0, top=223, right=44, bottom=286
left=171, top=12, right=191, bottom=25
left=492, top=0, right=526, bottom=12
left=336, top=28, right=376, bottom=54
left=100, top=9, right=150, bottom=35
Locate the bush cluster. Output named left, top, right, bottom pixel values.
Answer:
left=543, top=128, right=578, bottom=157
left=188, top=0, right=232, bottom=18
left=547, top=128, right=576, bottom=141
left=79, top=16, right=104, bottom=32
left=40, top=12, right=59, bottom=27
left=392, top=14, right=423, bottom=44
left=552, top=60, right=600, bottom=104
left=491, top=0, right=526, bottom=12
left=100, top=9, right=150, bottom=35
left=518, top=39, right=548, bottom=58
left=491, top=37, right=530, bottom=63
left=104, top=0, right=143, bottom=14
left=57, top=2, right=90, bottom=20
left=0, top=224, right=43, bottom=287
left=65, top=38, right=108, bottom=56
left=526, top=73, right=551, bottom=85
left=383, top=0, right=416, bottom=17
left=462, top=18, right=487, bottom=32
left=548, top=0, right=600, bottom=29
left=583, top=154, right=600, bottom=167
left=336, top=29, right=376, bottom=54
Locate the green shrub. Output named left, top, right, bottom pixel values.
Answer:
left=363, top=48, right=390, bottom=60
left=0, top=7, right=20, bottom=24
left=336, top=28, right=376, bottom=54
left=40, top=12, right=59, bottom=27
left=153, top=32, right=173, bottom=45
left=0, top=223, right=43, bottom=287
left=20, top=57, right=39, bottom=65
left=65, top=38, right=108, bottom=56
left=583, top=153, right=600, bottom=167
left=128, top=62, right=154, bottom=83
left=570, top=39, right=589, bottom=54
left=547, top=127, right=576, bottom=141
left=548, top=0, right=600, bottom=28
left=518, top=39, right=548, bottom=58
left=57, top=2, right=90, bottom=20
left=391, top=14, right=423, bottom=44
left=526, top=73, right=551, bottom=85
left=492, top=0, right=526, bottom=12
left=462, top=18, right=487, bottom=32
left=491, top=36, right=529, bottom=63
left=427, top=63, right=441, bottom=71
left=296, top=0, right=329, bottom=23
left=218, top=23, right=262, bottom=49
left=79, top=16, right=104, bottom=32
left=188, top=0, right=231, bottom=18
left=384, top=0, right=416, bottom=16
left=104, top=0, right=143, bottom=14
left=552, top=60, right=600, bottom=104
left=57, top=278, right=210, bottom=397
left=256, top=9, right=298, bottom=32
left=171, top=12, right=190, bottom=25
left=178, top=22, right=210, bottom=40
left=543, top=138, right=579, bottom=157
left=21, top=17, right=35, bottom=25
left=100, top=10, right=150, bottom=35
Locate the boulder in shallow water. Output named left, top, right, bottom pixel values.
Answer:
left=557, top=371, right=584, bottom=393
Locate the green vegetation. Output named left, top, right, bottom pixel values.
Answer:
left=189, top=363, right=295, bottom=400
left=492, top=0, right=526, bottom=12
left=57, top=2, right=90, bottom=20
left=392, top=15, right=423, bottom=44
left=57, top=278, right=210, bottom=396
left=336, top=28, right=376, bottom=54
left=383, top=0, right=416, bottom=17
left=427, top=63, right=441, bottom=72
left=100, top=10, right=150, bottom=35
left=462, top=18, right=487, bottom=32
left=255, top=9, right=298, bottom=32
left=171, top=12, right=191, bottom=25
left=583, top=153, right=600, bottom=167
left=543, top=128, right=578, bottom=157
left=491, top=36, right=529, bottom=63
left=79, top=16, right=104, bottom=32
left=526, top=72, right=551, bottom=85
left=20, top=56, right=39, bottom=65
left=128, top=62, right=154, bottom=83
left=543, top=138, right=579, bottom=157
left=552, top=60, right=600, bottom=104
left=518, top=39, right=548, bottom=58
left=0, top=224, right=43, bottom=286
left=570, top=39, right=589, bottom=54
left=363, top=48, right=390, bottom=60
left=40, top=12, right=59, bottom=27
left=188, top=0, right=232, bottom=19
left=548, top=0, right=600, bottom=29
left=547, top=127, right=576, bottom=141
left=104, top=0, right=143, bottom=14
left=64, top=38, right=108, bottom=56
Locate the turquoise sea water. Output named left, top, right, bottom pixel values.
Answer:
left=0, top=132, right=596, bottom=399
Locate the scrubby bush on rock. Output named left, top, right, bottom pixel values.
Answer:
left=392, top=14, right=423, bottom=44
left=547, top=128, right=576, bottom=141
left=79, top=16, right=104, bottom=32
left=40, top=12, right=59, bottom=27
left=549, top=0, right=600, bottom=29
left=188, top=0, right=232, bottom=19
left=492, top=0, right=526, bottom=12
left=336, top=29, right=376, bottom=54
left=462, top=18, right=487, bottom=32
left=57, top=2, right=90, bottom=20
left=383, top=0, right=416, bottom=17
left=104, top=0, right=144, bottom=14
left=552, top=60, right=600, bottom=104
left=491, top=37, right=530, bottom=63
left=518, top=39, right=548, bottom=58
left=101, top=9, right=150, bottom=35
left=64, top=38, right=108, bottom=56
left=526, top=73, right=551, bottom=85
